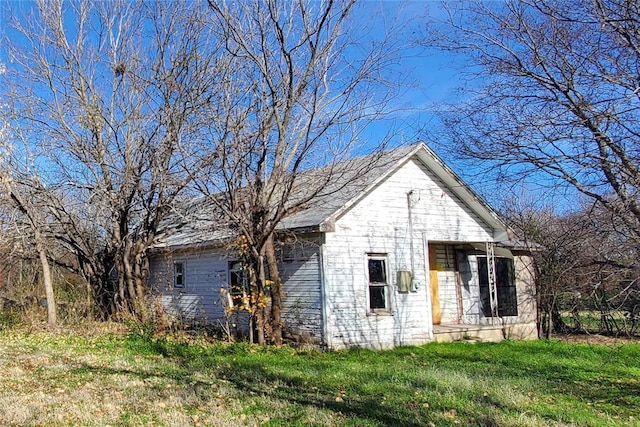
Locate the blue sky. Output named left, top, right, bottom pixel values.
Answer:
left=352, top=1, right=580, bottom=212
left=352, top=2, right=498, bottom=199
left=0, top=0, right=574, bottom=212
left=355, top=1, right=458, bottom=142
left=0, top=0, right=458, bottom=156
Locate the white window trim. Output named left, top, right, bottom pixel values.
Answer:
left=228, top=261, right=248, bottom=308
left=366, top=253, right=392, bottom=315
left=173, top=260, right=186, bottom=289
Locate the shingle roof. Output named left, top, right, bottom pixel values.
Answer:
left=152, top=196, right=236, bottom=249
left=152, top=142, right=508, bottom=249
left=277, top=143, right=418, bottom=231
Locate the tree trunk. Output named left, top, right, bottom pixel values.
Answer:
left=256, top=253, right=267, bottom=345
left=551, top=307, right=567, bottom=334
left=134, top=240, right=150, bottom=317
left=36, top=238, right=56, bottom=327
left=95, top=235, right=153, bottom=321
left=245, top=258, right=262, bottom=344
left=248, top=315, right=255, bottom=344
left=122, top=240, right=143, bottom=319
left=1, top=177, right=56, bottom=327
left=570, top=306, right=582, bottom=332
left=544, top=309, right=552, bottom=340
left=265, top=235, right=283, bottom=345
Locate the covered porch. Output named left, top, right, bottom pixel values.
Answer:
left=427, top=241, right=538, bottom=342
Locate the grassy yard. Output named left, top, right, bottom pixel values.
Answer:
left=0, top=327, right=638, bottom=426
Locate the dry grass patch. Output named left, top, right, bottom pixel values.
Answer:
left=0, top=331, right=242, bottom=426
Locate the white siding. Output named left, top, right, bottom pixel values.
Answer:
left=148, top=248, right=230, bottom=324
left=335, top=158, right=495, bottom=243
left=148, top=238, right=324, bottom=340
left=322, top=158, right=497, bottom=349
left=457, top=252, right=482, bottom=324
left=433, top=245, right=458, bottom=324
left=279, top=238, right=323, bottom=342
left=322, top=229, right=431, bottom=349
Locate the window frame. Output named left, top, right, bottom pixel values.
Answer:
left=228, top=261, right=248, bottom=308
left=173, top=260, right=186, bottom=289
left=477, top=256, right=518, bottom=317
left=367, top=253, right=391, bottom=314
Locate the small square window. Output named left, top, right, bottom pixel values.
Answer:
left=173, top=261, right=185, bottom=288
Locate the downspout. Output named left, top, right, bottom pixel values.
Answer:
left=407, top=191, right=415, bottom=276
left=318, top=235, right=330, bottom=349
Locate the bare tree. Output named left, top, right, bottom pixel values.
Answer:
left=575, top=205, right=640, bottom=335
left=1, top=0, right=219, bottom=319
left=504, top=197, right=640, bottom=337
left=0, top=178, right=57, bottom=327
left=425, top=0, right=640, bottom=241
left=0, top=113, right=57, bottom=326
left=190, top=0, right=405, bottom=344
left=502, top=198, right=590, bottom=337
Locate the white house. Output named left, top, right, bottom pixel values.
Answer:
left=148, top=143, right=538, bottom=349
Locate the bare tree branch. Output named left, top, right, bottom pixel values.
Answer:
left=426, top=0, right=640, bottom=239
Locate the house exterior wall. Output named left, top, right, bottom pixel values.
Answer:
left=277, top=236, right=324, bottom=343
left=148, top=156, right=538, bottom=348
left=148, top=239, right=324, bottom=340
left=148, top=247, right=230, bottom=324
left=321, top=158, right=498, bottom=349
left=432, top=245, right=459, bottom=324
left=508, top=254, right=538, bottom=339
left=457, top=251, right=482, bottom=324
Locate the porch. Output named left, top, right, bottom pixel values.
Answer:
left=427, top=240, right=538, bottom=343
left=432, top=322, right=539, bottom=343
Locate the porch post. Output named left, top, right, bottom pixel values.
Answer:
left=486, top=241, right=499, bottom=323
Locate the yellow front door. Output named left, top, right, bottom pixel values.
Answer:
left=429, top=243, right=441, bottom=325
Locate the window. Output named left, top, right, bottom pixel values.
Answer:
left=173, top=261, right=185, bottom=288
left=367, top=254, right=389, bottom=311
left=477, top=256, right=518, bottom=317
left=278, top=245, right=296, bottom=262
left=228, top=261, right=248, bottom=307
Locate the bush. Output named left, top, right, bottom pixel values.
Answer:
left=0, top=311, right=20, bottom=330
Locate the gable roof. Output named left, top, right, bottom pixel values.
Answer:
left=281, top=142, right=507, bottom=239
left=277, top=143, right=418, bottom=231
left=153, top=142, right=508, bottom=249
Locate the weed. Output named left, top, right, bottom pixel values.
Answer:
left=0, top=311, right=20, bottom=329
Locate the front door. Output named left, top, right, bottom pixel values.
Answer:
left=428, top=243, right=442, bottom=324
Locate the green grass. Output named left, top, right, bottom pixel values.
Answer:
left=0, top=328, right=639, bottom=426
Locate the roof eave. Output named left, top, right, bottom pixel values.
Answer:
left=149, top=239, right=228, bottom=253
